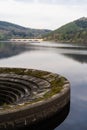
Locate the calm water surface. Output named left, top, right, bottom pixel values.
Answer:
left=0, top=41, right=87, bottom=130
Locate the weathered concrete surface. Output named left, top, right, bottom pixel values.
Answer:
left=0, top=68, right=70, bottom=129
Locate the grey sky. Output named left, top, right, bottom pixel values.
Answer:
left=0, top=0, right=87, bottom=29
left=15, top=0, right=87, bottom=5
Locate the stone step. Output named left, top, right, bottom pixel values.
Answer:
left=0, top=93, right=15, bottom=103
left=0, top=85, right=24, bottom=98
left=0, top=80, right=30, bottom=96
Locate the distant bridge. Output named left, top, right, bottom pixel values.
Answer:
left=10, top=39, right=43, bottom=43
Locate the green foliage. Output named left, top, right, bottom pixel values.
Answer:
left=44, top=17, right=87, bottom=43
left=75, top=19, right=87, bottom=28
left=0, top=21, right=51, bottom=40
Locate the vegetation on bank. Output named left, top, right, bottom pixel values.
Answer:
left=43, top=17, right=87, bottom=43
left=0, top=21, right=51, bottom=40
left=1, top=17, right=87, bottom=44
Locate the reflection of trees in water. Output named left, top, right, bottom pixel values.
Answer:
left=1, top=42, right=87, bottom=64
left=0, top=42, right=31, bottom=59
left=63, top=54, right=87, bottom=63
left=0, top=42, right=52, bottom=59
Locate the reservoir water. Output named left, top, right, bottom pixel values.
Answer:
left=0, top=41, right=87, bottom=130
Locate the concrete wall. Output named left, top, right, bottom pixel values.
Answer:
left=0, top=68, right=70, bottom=129
left=0, top=84, right=70, bottom=129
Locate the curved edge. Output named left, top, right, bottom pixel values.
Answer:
left=0, top=68, right=70, bottom=129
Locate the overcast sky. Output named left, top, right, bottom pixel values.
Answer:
left=0, top=0, right=87, bottom=30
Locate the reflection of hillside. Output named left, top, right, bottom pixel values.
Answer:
left=0, top=42, right=30, bottom=59
left=63, top=54, right=87, bottom=63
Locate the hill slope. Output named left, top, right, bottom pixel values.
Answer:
left=44, top=17, right=87, bottom=43
left=0, top=21, right=51, bottom=40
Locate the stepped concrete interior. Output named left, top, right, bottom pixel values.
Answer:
left=0, top=74, right=50, bottom=105
left=0, top=68, right=70, bottom=129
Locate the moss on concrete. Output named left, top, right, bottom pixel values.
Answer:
left=0, top=68, right=69, bottom=111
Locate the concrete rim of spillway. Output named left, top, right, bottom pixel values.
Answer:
left=0, top=67, right=70, bottom=129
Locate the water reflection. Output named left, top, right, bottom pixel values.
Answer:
left=0, top=42, right=30, bottom=59
left=0, top=42, right=87, bottom=63
left=62, top=54, right=87, bottom=63
left=0, top=41, right=87, bottom=130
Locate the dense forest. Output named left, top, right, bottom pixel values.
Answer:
left=43, top=17, right=87, bottom=43
left=0, top=21, right=51, bottom=40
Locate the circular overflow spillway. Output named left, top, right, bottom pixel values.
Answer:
left=0, top=68, right=70, bottom=129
